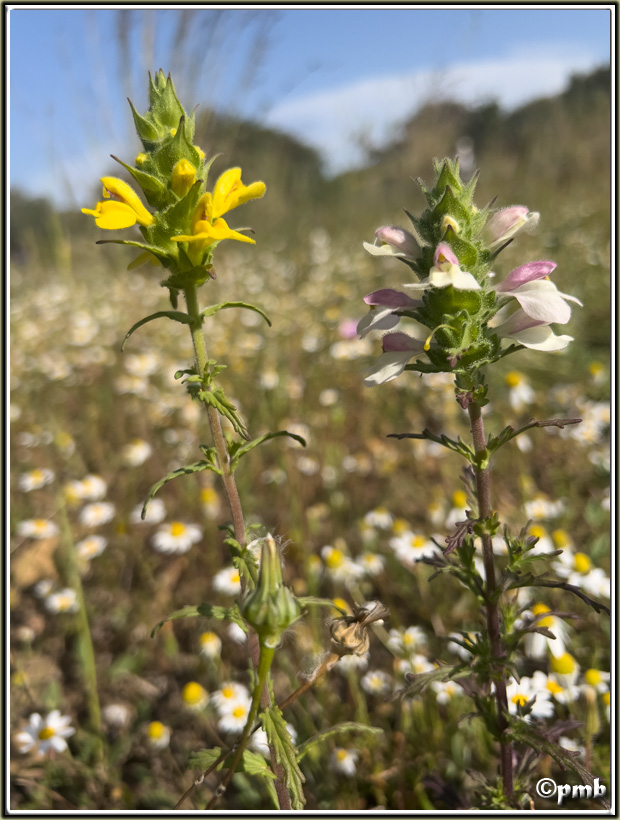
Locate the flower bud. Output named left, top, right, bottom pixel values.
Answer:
left=241, top=535, right=301, bottom=648
left=171, top=159, right=197, bottom=198
left=485, top=206, right=540, bottom=249
left=375, top=226, right=419, bottom=257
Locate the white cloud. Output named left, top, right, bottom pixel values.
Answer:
left=264, top=45, right=606, bottom=174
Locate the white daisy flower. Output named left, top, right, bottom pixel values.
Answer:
left=582, top=668, right=611, bottom=694
left=506, top=676, right=554, bottom=720
left=212, top=566, right=242, bottom=595
left=181, top=681, right=209, bottom=711
left=321, top=545, right=364, bottom=584
left=360, top=669, right=392, bottom=696
left=130, top=498, right=166, bottom=525
left=337, top=653, right=370, bottom=673
left=198, top=631, right=222, bottom=659
left=76, top=535, right=107, bottom=561
left=363, top=507, right=393, bottom=530
left=32, top=579, right=54, bottom=598
left=524, top=495, right=565, bottom=521
left=18, top=468, right=55, bottom=492
left=520, top=603, right=570, bottom=659
left=549, top=653, right=580, bottom=687
left=526, top=524, right=556, bottom=555
left=17, top=519, right=59, bottom=540
left=121, top=439, right=153, bottom=467
left=553, top=550, right=610, bottom=598
left=218, top=700, right=251, bottom=734
left=356, top=552, right=385, bottom=576
left=331, top=747, right=359, bottom=776
left=151, top=521, right=202, bottom=555
left=65, top=474, right=107, bottom=503
left=15, top=710, right=75, bottom=755
left=431, top=679, right=462, bottom=704
left=200, top=486, right=221, bottom=519
left=250, top=724, right=297, bottom=757
left=504, top=370, right=536, bottom=412
left=102, top=703, right=130, bottom=728
left=389, top=531, right=436, bottom=565
left=396, top=654, right=435, bottom=676
left=387, top=626, right=427, bottom=655
left=44, top=588, right=79, bottom=614
left=531, top=670, right=580, bottom=706
left=228, top=622, right=248, bottom=644
left=147, top=720, right=170, bottom=748
left=78, top=502, right=115, bottom=527
left=446, top=632, right=479, bottom=661
left=212, top=682, right=251, bottom=716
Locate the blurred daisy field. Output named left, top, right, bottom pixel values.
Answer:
left=9, top=73, right=611, bottom=810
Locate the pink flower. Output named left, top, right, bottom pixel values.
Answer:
left=363, top=331, right=427, bottom=386
left=363, top=225, right=420, bottom=259
left=406, top=242, right=481, bottom=292
left=485, top=206, right=540, bottom=249
left=357, top=289, right=421, bottom=337
left=494, top=261, right=582, bottom=324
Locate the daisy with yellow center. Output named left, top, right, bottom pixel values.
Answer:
left=522, top=602, right=570, bottom=659
left=151, top=521, right=202, bottom=555
left=82, top=177, right=155, bottom=230
left=198, top=631, right=222, bottom=659
left=212, top=682, right=251, bottom=716
left=17, top=518, right=59, bottom=540
left=181, top=681, right=208, bottom=710
left=18, top=468, right=55, bottom=492
left=15, top=710, right=75, bottom=755
left=389, top=531, right=436, bottom=565
left=44, top=588, right=79, bottom=614
left=147, top=720, right=170, bottom=748
left=583, top=668, right=610, bottom=693
left=217, top=700, right=251, bottom=734
left=505, top=676, right=554, bottom=720
left=212, top=566, right=242, bottom=595
left=331, top=747, right=359, bottom=776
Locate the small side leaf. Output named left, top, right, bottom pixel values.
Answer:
left=296, top=722, right=382, bottom=762
left=151, top=603, right=234, bottom=638
left=121, top=310, right=194, bottom=351
left=229, top=430, right=307, bottom=471
left=201, top=301, right=271, bottom=327
left=188, top=747, right=225, bottom=771
left=142, top=459, right=223, bottom=519
left=260, top=705, right=306, bottom=809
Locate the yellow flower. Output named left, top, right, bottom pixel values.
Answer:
left=82, top=177, right=154, bottom=230
left=171, top=159, right=197, bottom=198
left=211, top=167, right=266, bottom=218
left=171, top=195, right=252, bottom=253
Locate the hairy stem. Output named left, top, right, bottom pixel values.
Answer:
left=183, top=284, right=289, bottom=808
left=206, top=645, right=275, bottom=810
left=468, top=401, right=513, bottom=799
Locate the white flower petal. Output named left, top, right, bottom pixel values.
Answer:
left=503, top=280, right=572, bottom=324
left=357, top=308, right=400, bottom=338
left=363, top=351, right=414, bottom=385
left=363, top=241, right=408, bottom=258
left=506, top=326, right=573, bottom=351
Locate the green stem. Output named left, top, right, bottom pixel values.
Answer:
left=206, top=644, right=275, bottom=808
left=467, top=401, right=513, bottom=800
left=57, top=497, right=104, bottom=764
left=184, top=284, right=246, bottom=547
left=182, top=284, right=290, bottom=808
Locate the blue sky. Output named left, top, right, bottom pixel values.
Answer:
left=8, top=6, right=612, bottom=207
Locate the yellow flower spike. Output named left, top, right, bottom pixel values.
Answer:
left=135, top=153, right=148, bottom=166
left=82, top=177, right=154, bottom=230
left=172, top=217, right=255, bottom=248
left=211, top=167, right=266, bottom=219
left=171, top=159, right=197, bottom=198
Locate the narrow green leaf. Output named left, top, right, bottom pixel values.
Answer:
left=151, top=602, right=235, bottom=638
left=230, top=430, right=307, bottom=470
left=296, top=722, right=382, bottom=762
left=260, top=705, right=306, bottom=809
left=142, top=459, right=223, bottom=519
left=297, top=596, right=346, bottom=613
left=201, top=300, right=271, bottom=327
left=121, top=311, right=194, bottom=351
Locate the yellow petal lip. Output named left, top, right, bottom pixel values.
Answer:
left=172, top=217, right=255, bottom=246
left=99, top=176, right=154, bottom=227
left=211, top=167, right=266, bottom=219
left=81, top=201, right=139, bottom=230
